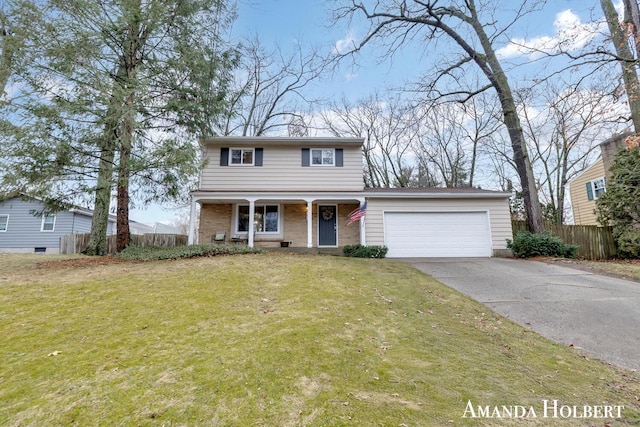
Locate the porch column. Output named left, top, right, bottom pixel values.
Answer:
left=187, top=196, right=197, bottom=245
left=306, top=200, right=313, bottom=248
left=248, top=199, right=255, bottom=247
left=359, top=198, right=366, bottom=246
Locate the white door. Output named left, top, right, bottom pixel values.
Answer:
left=384, top=211, right=492, bottom=258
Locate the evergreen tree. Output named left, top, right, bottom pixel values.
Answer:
left=1, top=0, right=238, bottom=254
left=596, top=141, right=640, bottom=258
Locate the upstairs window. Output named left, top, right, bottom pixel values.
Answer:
left=230, top=148, right=254, bottom=165
left=586, top=177, right=606, bottom=201
left=0, top=215, right=8, bottom=232
left=41, top=215, right=56, bottom=232
left=302, top=148, right=343, bottom=167
left=311, top=148, right=335, bottom=166
left=220, top=147, right=263, bottom=166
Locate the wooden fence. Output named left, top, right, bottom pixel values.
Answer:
left=511, top=221, right=617, bottom=260
left=60, top=233, right=188, bottom=255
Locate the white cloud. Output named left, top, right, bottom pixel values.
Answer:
left=497, top=9, right=605, bottom=59
left=333, top=31, right=358, bottom=55
left=344, top=72, right=358, bottom=81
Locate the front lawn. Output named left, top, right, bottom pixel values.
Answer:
left=540, top=257, right=640, bottom=282
left=1, top=253, right=639, bottom=426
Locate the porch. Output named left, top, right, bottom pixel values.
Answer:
left=188, top=193, right=366, bottom=249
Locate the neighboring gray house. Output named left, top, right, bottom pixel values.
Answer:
left=0, top=196, right=116, bottom=254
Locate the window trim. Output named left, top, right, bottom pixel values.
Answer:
left=0, top=214, right=8, bottom=232
left=229, top=147, right=255, bottom=166
left=310, top=148, right=335, bottom=166
left=41, top=215, right=56, bottom=232
left=587, top=177, right=606, bottom=201
left=235, top=204, right=280, bottom=234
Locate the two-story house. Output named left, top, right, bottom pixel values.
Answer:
left=188, top=137, right=513, bottom=258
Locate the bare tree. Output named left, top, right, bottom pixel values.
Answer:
left=412, top=94, right=500, bottom=188
left=601, top=0, right=640, bottom=132
left=221, top=37, right=326, bottom=136
left=322, top=93, right=419, bottom=187
left=519, top=81, right=628, bottom=224
left=332, top=0, right=547, bottom=232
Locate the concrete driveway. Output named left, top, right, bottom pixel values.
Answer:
left=403, top=257, right=640, bottom=372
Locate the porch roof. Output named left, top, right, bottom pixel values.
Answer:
left=191, top=191, right=365, bottom=204
left=191, top=187, right=510, bottom=203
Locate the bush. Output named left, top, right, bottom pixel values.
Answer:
left=614, top=226, right=640, bottom=259
left=343, top=244, right=388, bottom=258
left=506, top=231, right=578, bottom=259
left=116, top=244, right=262, bottom=262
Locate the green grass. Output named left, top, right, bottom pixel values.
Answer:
left=1, top=253, right=639, bottom=426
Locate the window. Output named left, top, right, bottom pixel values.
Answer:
left=0, top=215, right=8, bottom=232
left=237, top=205, right=279, bottom=233
left=41, top=215, right=56, bottom=232
left=302, top=148, right=342, bottom=167
left=586, top=177, right=606, bottom=201
left=220, top=147, right=263, bottom=166
left=311, top=148, right=334, bottom=166
left=230, top=148, right=254, bottom=165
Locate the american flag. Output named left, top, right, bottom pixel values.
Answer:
left=345, top=202, right=367, bottom=226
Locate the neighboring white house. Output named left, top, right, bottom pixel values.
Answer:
left=0, top=196, right=116, bottom=254
left=187, top=137, right=513, bottom=258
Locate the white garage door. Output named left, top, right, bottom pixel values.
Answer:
left=384, top=211, right=492, bottom=258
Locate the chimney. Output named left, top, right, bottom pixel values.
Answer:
left=600, top=131, right=634, bottom=180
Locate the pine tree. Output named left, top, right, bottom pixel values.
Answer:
left=2, top=0, right=238, bottom=255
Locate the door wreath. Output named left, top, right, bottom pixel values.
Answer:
left=322, top=207, right=334, bottom=221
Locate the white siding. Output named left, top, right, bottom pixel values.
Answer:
left=200, top=144, right=364, bottom=191
left=364, top=197, right=512, bottom=255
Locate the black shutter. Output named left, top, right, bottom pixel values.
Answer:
left=301, top=148, right=310, bottom=166
left=255, top=148, right=263, bottom=166
left=335, top=149, right=343, bottom=167
left=220, top=147, right=229, bottom=166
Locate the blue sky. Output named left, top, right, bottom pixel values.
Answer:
left=130, top=0, right=618, bottom=225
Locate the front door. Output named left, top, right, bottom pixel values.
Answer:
left=318, top=205, right=337, bottom=246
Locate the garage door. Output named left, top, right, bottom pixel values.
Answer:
left=384, top=211, right=492, bottom=258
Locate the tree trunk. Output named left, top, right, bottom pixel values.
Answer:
left=85, top=92, right=121, bottom=256
left=602, top=0, right=640, bottom=133
left=115, top=85, right=136, bottom=252
left=116, top=166, right=130, bottom=252
left=0, top=13, right=18, bottom=96
left=85, top=143, right=115, bottom=256
left=468, top=6, right=546, bottom=233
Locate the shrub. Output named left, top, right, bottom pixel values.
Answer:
left=116, top=244, right=262, bottom=262
left=595, top=145, right=640, bottom=259
left=343, top=244, right=388, bottom=258
left=506, top=231, right=578, bottom=259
